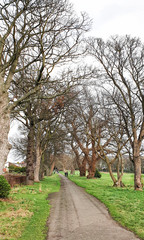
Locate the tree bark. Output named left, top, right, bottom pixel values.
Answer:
left=107, top=162, right=117, bottom=186
left=133, top=141, right=142, bottom=190
left=87, top=119, right=99, bottom=179
left=50, top=159, right=55, bottom=176
left=39, top=154, right=45, bottom=180
left=87, top=151, right=98, bottom=179
left=116, top=155, right=125, bottom=187
left=79, top=157, right=86, bottom=176
left=34, top=140, right=42, bottom=182
left=0, top=92, right=11, bottom=174
left=26, top=121, right=35, bottom=185
left=71, top=141, right=87, bottom=177
left=87, top=161, right=96, bottom=179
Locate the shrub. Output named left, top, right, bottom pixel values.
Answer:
left=9, top=165, right=15, bottom=172
left=0, top=175, right=11, bottom=198
left=94, top=169, right=101, bottom=178
left=14, top=166, right=26, bottom=173
left=9, top=165, right=26, bottom=173
left=20, top=167, right=26, bottom=173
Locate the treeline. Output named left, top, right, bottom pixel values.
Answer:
left=0, top=0, right=144, bottom=190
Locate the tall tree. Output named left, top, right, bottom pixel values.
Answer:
left=64, top=87, right=102, bottom=178
left=0, top=0, right=90, bottom=174
left=87, top=36, right=144, bottom=190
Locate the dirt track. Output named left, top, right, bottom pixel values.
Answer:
left=47, top=174, right=140, bottom=240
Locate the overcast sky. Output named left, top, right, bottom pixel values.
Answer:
left=7, top=0, right=144, bottom=163
left=70, top=0, right=144, bottom=41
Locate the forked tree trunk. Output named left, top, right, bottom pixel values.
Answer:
left=108, top=161, right=125, bottom=187
left=116, top=155, right=125, bottom=187
left=133, top=141, right=142, bottom=190
left=87, top=153, right=98, bottom=179
left=116, top=176, right=125, bottom=187
left=71, top=143, right=87, bottom=177
left=107, top=162, right=117, bottom=186
left=87, top=135, right=98, bottom=179
left=116, top=171, right=125, bottom=187
left=0, top=92, right=11, bottom=175
left=87, top=161, right=96, bottom=179
left=26, top=121, right=35, bottom=185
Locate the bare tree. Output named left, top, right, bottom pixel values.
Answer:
left=11, top=64, right=88, bottom=184
left=96, top=126, right=127, bottom=187
left=0, top=0, right=91, bottom=174
left=87, top=35, right=144, bottom=190
left=64, top=87, right=102, bottom=178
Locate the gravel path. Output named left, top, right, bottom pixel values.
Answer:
left=47, top=174, right=140, bottom=240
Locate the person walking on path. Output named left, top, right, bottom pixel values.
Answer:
left=47, top=174, right=140, bottom=240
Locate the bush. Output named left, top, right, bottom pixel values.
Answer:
left=94, top=169, right=101, bottom=178
left=14, top=166, right=26, bottom=173
left=9, top=165, right=26, bottom=173
left=20, top=167, right=26, bottom=173
left=0, top=175, right=11, bottom=198
left=9, top=165, right=15, bottom=172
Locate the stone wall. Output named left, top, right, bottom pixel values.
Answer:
left=3, top=174, right=26, bottom=187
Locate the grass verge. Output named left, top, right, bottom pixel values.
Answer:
left=68, top=172, right=144, bottom=240
left=0, top=174, right=60, bottom=240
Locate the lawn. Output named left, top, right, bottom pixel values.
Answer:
left=69, top=172, right=144, bottom=240
left=0, top=174, right=60, bottom=240
left=1, top=172, right=144, bottom=240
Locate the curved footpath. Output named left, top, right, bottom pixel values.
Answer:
left=47, top=174, right=140, bottom=240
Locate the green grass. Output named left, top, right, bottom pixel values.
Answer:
left=68, top=172, right=144, bottom=240
left=0, top=174, right=60, bottom=240
left=1, top=172, right=143, bottom=239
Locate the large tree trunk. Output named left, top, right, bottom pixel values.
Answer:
left=0, top=92, right=11, bottom=175
left=39, top=154, right=45, bottom=180
left=79, top=157, right=86, bottom=176
left=133, top=141, right=142, bottom=190
left=41, top=152, right=51, bottom=177
left=26, top=121, right=35, bottom=185
left=87, top=161, right=96, bottom=179
left=87, top=150, right=98, bottom=179
left=34, top=139, right=42, bottom=182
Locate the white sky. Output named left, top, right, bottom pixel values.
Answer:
left=6, top=0, right=144, bottom=163
left=70, top=0, right=144, bottom=41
